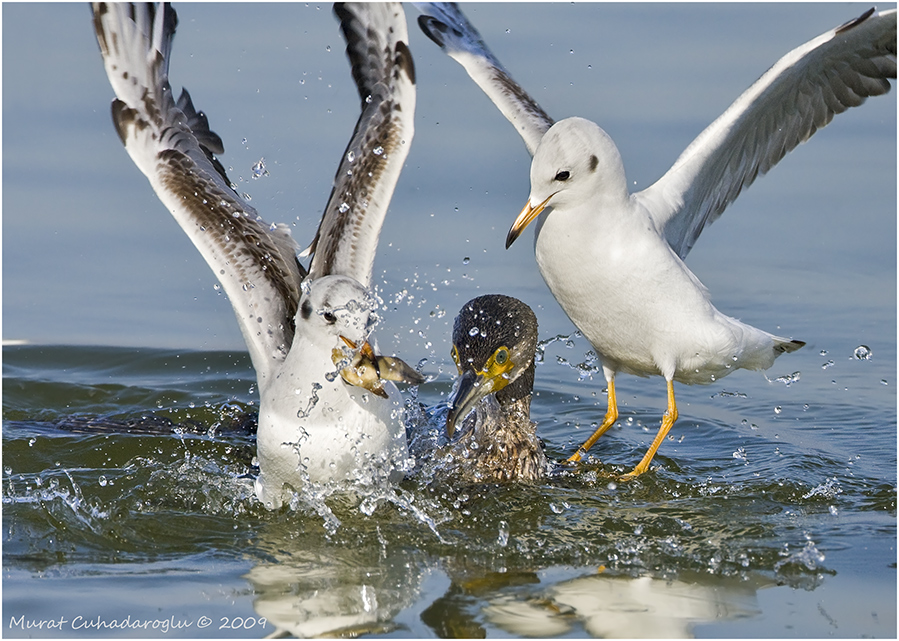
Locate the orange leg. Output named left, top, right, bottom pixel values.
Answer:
left=568, top=379, right=617, bottom=463
left=621, top=379, right=677, bottom=479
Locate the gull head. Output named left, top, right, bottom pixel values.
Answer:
left=298, top=275, right=423, bottom=396
left=507, top=117, right=627, bottom=248
left=298, top=275, right=377, bottom=348
left=445, top=294, right=538, bottom=437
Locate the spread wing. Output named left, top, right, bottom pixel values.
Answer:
left=92, top=3, right=304, bottom=380
left=414, top=2, right=552, bottom=157
left=305, top=2, right=416, bottom=285
left=636, top=8, right=897, bottom=259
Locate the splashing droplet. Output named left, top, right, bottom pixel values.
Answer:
left=853, top=345, right=872, bottom=360
left=251, top=158, right=268, bottom=179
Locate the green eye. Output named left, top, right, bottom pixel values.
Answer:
left=494, top=347, right=509, bottom=365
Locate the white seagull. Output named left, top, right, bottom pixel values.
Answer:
left=92, top=2, right=421, bottom=508
left=417, top=4, right=896, bottom=477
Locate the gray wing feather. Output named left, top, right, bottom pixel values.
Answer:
left=414, top=2, right=553, bottom=157
left=92, top=3, right=304, bottom=380
left=637, top=8, right=897, bottom=259
left=306, top=3, right=416, bottom=285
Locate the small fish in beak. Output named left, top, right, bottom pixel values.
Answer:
left=332, top=336, right=424, bottom=398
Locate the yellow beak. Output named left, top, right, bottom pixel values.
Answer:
left=506, top=193, right=554, bottom=249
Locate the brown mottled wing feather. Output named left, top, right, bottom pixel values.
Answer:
left=91, top=3, right=304, bottom=380
left=415, top=2, right=553, bottom=157
left=306, top=3, right=416, bottom=285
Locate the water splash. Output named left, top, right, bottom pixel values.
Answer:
left=770, top=371, right=801, bottom=386
left=251, top=158, right=268, bottom=179
left=853, top=345, right=872, bottom=360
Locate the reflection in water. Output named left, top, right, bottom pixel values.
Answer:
left=245, top=542, right=424, bottom=637
left=3, top=344, right=895, bottom=637
left=482, top=572, right=762, bottom=638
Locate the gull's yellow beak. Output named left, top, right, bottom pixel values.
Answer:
left=506, top=193, right=554, bottom=249
left=332, top=336, right=424, bottom=399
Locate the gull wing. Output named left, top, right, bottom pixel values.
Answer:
left=415, top=2, right=553, bottom=157
left=636, top=8, right=896, bottom=260
left=92, top=3, right=304, bottom=379
left=305, top=3, right=416, bottom=286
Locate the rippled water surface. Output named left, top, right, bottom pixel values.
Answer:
left=3, top=2, right=896, bottom=638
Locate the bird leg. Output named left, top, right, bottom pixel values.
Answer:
left=621, top=379, right=677, bottom=479
left=567, top=379, right=617, bottom=463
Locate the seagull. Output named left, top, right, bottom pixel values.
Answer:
left=440, top=294, right=548, bottom=483
left=92, top=2, right=422, bottom=508
left=417, top=4, right=896, bottom=477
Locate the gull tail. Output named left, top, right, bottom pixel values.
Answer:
left=774, top=338, right=805, bottom=355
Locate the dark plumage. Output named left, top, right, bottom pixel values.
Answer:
left=442, top=295, right=548, bottom=482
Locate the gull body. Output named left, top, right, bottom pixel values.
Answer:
left=418, top=4, right=895, bottom=475
left=93, top=2, right=419, bottom=508
left=523, top=118, right=800, bottom=388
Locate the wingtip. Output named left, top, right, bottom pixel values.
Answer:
left=417, top=14, right=449, bottom=49
left=834, top=7, right=876, bottom=35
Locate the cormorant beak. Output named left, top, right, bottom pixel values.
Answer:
left=445, top=366, right=511, bottom=438
left=506, top=192, right=554, bottom=249
left=332, top=336, right=424, bottom=399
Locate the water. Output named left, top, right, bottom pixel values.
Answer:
left=3, top=3, right=896, bottom=638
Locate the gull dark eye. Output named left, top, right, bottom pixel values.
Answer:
left=322, top=310, right=337, bottom=324
left=554, top=170, right=570, bottom=182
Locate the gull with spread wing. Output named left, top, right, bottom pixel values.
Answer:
left=417, top=4, right=895, bottom=477
left=93, top=2, right=420, bottom=508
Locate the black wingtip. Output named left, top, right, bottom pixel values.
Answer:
left=834, top=7, right=876, bottom=35
left=417, top=15, right=448, bottom=48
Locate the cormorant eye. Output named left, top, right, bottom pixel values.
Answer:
left=554, top=170, right=570, bottom=182
left=494, top=347, right=510, bottom=365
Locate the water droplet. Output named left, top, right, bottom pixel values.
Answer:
left=338, top=202, right=350, bottom=213
left=98, top=475, right=108, bottom=487
left=774, top=405, right=782, bottom=414
left=469, top=326, right=479, bottom=337
left=497, top=521, right=509, bottom=547
left=346, top=150, right=355, bottom=163
left=774, top=371, right=801, bottom=386
left=373, top=146, right=384, bottom=156
left=251, top=158, right=268, bottom=179
left=462, top=256, right=470, bottom=265
left=821, top=359, right=835, bottom=370
left=853, top=345, right=872, bottom=360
